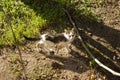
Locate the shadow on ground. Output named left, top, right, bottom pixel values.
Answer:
left=21, top=0, right=120, bottom=79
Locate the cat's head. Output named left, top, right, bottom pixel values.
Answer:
left=63, top=28, right=75, bottom=41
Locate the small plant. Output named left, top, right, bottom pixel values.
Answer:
left=89, top=60, right=96, bottom=68
left=8, top=55, right=23, bottom=79
left=27, top=66, right=53, bottom=80
left=7, top=54, right=19, bottom=63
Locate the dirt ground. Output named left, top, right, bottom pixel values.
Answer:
left=0, top=1, right=120, bottom=80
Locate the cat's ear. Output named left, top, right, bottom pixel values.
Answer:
left=71, top=28, right=75, bottom=32
left=64, top=29, right=68, bottom=34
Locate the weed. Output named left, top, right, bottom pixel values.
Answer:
left=8, top=54, right=23, bottom=79
left=27, top=66, right=53, bottom=80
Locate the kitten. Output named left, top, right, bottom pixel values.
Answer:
left=36, top=28, right=76, bottom=54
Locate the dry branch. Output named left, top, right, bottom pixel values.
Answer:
left=64, top=9, right=120, bottom=77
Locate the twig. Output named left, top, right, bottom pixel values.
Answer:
left=64, top=9, right=120, bottom=77
left=9, top=23, right=27, bottom=79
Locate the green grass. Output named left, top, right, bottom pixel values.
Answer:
left=0, top=0, right=46, bottom=46
left=0, top=0, right=98, bottom=46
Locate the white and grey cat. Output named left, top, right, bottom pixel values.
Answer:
left=36, top=28, right=76, bottom=54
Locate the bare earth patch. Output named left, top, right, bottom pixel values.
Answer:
left=0, top=41, right=105, bottom=80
